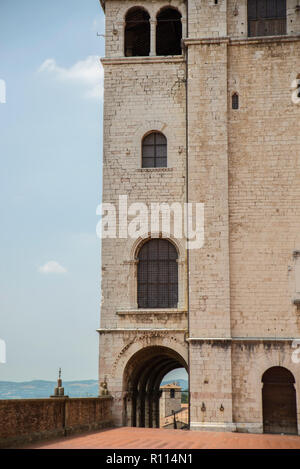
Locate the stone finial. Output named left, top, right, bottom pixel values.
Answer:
left=50, top=368, right=68, bottom=398
left=100, top=377, right=110, bottom=396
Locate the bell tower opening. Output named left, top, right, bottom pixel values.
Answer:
left=124, top=7, right=150, bottom=57
left=156, top=7, right=182, bottom=56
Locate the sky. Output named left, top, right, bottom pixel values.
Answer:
left=0, top=0, right=187, bottom=385
left=0, top=0, right=105, bottom=381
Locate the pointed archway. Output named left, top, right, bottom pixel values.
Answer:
left=262, top=366, right=298, bottom=435
left=122, top=346, right=188, bottom=428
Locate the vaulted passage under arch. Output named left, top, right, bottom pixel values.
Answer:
left=122, top=346, right=188, bottom=428
left=262, top=366, right=298, bottom=435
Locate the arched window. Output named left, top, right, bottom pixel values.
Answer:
left=232, top=93, right=239, bottom=110
left=142, top=132, right=167, bottom=168
left=125, top=7, right=150, bottom=57
left=248, top=0, right=286, bottom=37
left=156, top=8, right=182, bottom=56
left=137, top=239, right=178, bottom=309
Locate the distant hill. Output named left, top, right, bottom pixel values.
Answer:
left=0, top=380, right=99, bottom=399
left=0, top=378, right=188, bottom=400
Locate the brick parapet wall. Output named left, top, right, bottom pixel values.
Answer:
left=0, top=397, right=113, bottom=448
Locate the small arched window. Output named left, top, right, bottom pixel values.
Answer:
left=248, top=0, right=286, bottom=37
left=142, top=132, right=167, bottom=168
left=137, top=239, right=178, bottom=309
left=125, top=7, right=150, bottom=57
left=156, top=8, right=182, bottom=56
left=232, top=93, right=239, bottom=110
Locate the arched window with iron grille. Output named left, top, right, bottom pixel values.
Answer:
left=248, top=0, right=286, bottom=37
left=137, top=239, right=178, bottom=309
left=156, top=7, right=182, bottom=56
left=125, top=7, right=150, bottom=57
left=142, top=131, right=167, bottom=168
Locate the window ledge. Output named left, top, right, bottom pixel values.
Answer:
left=183, top=34, right=300, bottom=47
left=101, top=56, right=185, bottom=66
left=116, top=308, right=187, bottom=315
left=137, top=167, right=173, bottom=173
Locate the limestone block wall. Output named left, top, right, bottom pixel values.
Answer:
left=189, top=340, right=235, bottom=431
left=100, top=58, right=187, bottom=330
left=187, top=41, right=231, bottom=339
left=188, top=0, right=228, bottom=38
left=228, top=39, right=300, bottom=338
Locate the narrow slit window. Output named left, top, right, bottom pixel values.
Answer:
left=232, top=93, right=239, bottom=110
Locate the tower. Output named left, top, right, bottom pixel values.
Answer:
left=98, top=0, right=300, bottom=434
left=159, top=383, right=182, bottom=420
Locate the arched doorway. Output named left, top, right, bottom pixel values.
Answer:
left=262, top=366, right=298, bottom=434
left=123, top=346, right=188, bottom=428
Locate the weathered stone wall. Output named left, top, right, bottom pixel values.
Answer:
left=228, top=38, right=300, bottom=338
left=100, top=1, right=189, bottom=425
left=0, top=397, right=113, bottom=448
left=100, top=0, right=300, bottom=434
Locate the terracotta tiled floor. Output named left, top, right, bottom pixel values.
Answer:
left=30, top=427, right=300, bottom=449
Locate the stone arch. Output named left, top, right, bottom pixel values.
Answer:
left=122, top=345, right=188, bottom=427
left=262, top=366, right=298, bottom=435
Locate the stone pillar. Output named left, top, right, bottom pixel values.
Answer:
left=150, top=20, right=156, bottom=56
left=154, top=391, right=160, bottom=428
left=187, top=37, right=235, bottom=432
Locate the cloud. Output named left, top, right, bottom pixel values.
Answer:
left=38, top=56, right=103, bottom=100
left=38, top=261, right=67, bottom=274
